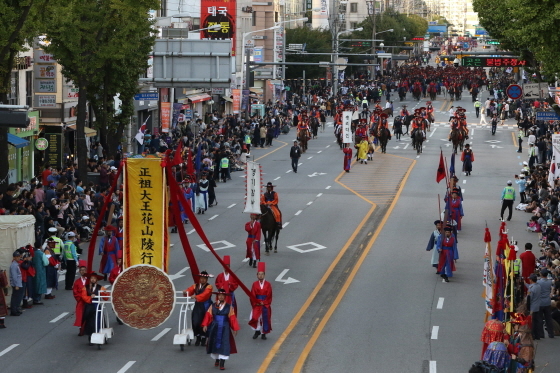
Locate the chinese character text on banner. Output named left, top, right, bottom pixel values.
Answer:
left=124, top=158, right=168, bottom=272
left=342, top=111, right=352, bottom=143
left=243, top=161, right=262, bottom=214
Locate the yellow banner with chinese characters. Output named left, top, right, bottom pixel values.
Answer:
left=123, top=158, right=169, bottom=272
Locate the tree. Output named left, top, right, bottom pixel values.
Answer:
left=44, top=0, right=157, bottom=182
left=473, top=0, right=560, bottom=80
left=0, top=0, right=48, bottom=192
left=285, top=27, right=332, bottom=79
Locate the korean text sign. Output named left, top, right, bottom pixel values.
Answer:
left=201, top=0, right=236, bottom=55
left=342, top=111, right=352, bottom=144
left=124, top=158, right=168, bottom=271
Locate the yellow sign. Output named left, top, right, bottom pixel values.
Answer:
left=123, top=158, right=169, bottom=272
left=404, top=42, right=414, bottom=46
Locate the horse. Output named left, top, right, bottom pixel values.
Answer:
left=423, top=117, right=431, bottom=132
left=393, top=116, right=403, bottom=140
left=310, top=117, right=319, bottom=139
left=428, top=85, right=437, bottom=101
left=297, top=128, right=310, bottom=153
left=412, top=85, right=422, bottom=101
left=412, top=129, right=424, bottom=154
left=450, top=128, right=465, bottom=154
left=260, top=204, right=279, bottom=254
left=378, top=127, right=391, bottom=154
left=398, top=86, right=407, bottom=101
left=402, top=114, right=414, bottom=135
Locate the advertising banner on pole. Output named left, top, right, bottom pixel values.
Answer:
left=243, top=161, right=262, bottom=214
left=161, top=102, right=171, bottom=133
left=200, top=0, right=236, bottom=56
left=342, top=110, right=352, bottom=143
left=232, top=89, right=241, bottom=113
left=124, top=158, right=168, bottom=272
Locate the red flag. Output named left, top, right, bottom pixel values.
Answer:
left=436, top=150, right=445, bottom=183
left=171, top=140, right=183, bottom=166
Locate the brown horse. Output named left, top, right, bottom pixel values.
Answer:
left=297, top=128, right=310, bottom=153
left=450, top=128, right=465, bottom=154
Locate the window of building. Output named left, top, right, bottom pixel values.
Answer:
left=8, top=71, right=18, bottom=105
left=252, top=11, right=257, bottom=26
left=26, top=71, right=32, bottom=107
left=350, top=22, right=358, bottom=30
left=350, top=3, right=358, bottom=13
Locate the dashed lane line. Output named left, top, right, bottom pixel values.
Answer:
left=295, top=210, right=302, bottom=216
left=227, top=204, right=236, bottom=208
left=117, top=361, right=136, bottom=373
left=0, top=344, right=19, bottom=357
left=437, top=297, right=444, bottom=309
left=151, top=328, right=172, bottom=341
left=50, top=312, right=69, bottom=323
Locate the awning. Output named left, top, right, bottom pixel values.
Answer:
left=223, top=97, right=233, bottom=103
left=7, top=133, right=30, bottom=149
left=68, top=124, right=98, bottom=137
left=186, top=93, right=212, bottom=103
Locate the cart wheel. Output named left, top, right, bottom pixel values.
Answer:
left=187, top=339, right=192, bottom=346
left=180, top=344, right=184, bottom=351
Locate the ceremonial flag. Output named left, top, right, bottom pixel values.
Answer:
left=171, top=140, right=183, bottom=167
left=449, top=152, right=455, bottom=176
left=186, top=149, right=195, bottom=177
left=436, top=150, right=445, bottom=183
left=134, top=115, right=150, bottom=145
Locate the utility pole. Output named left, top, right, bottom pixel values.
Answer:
left=368, top=1, right=376, bottom=79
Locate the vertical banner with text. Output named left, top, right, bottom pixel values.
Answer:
left=200, top=0, right=236, bottom=56
left=161, top=102, right=171, bottom=133
left=243, top=161, right=262, bottom=214
left=550, top=134, right=560, bottom=185
left=232, top=89, right=241, bottom=113
left=124, top=158, right=168, bottom=272
left=342, top=111, right=352, bottom=143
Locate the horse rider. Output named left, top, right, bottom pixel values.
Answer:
left=355, top=119, right=368, bottom=140
left=457, top=108, right=469, bottom=139
left=399, top=105, right=410, bottom=118
left=411, top=109, right=426, bottom=140
left=261, top=182, right=282, bottom=229
left=334, top=109, right=343, bottom=126
left=377, top=113, right=391, bottom=140
left=426, top=101, right=434, bottom=123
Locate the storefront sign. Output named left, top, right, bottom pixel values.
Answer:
left=36, top=137, right=48, bottom=151
left=44, top=133, right=62, bottom=168
left=200, top=0, right=236, bottom=55
left=36, top=80, right=56, bottom=93
left=37, top=95, right=57, bottom=107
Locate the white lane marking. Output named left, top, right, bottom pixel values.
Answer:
left=429, top=128, right=437, bottom=137
left=208, top=215, right=218, bottom=221
left=326, top=145, right=331, bottom=148
left=403, top=143, right=410, bottom=150
left=298, top=163, right=303, bottom=166
left=316, top=193, right=323, bottom=197
left=187, top=229, right=195, bottom=235
left=0, top=344, right=19, bottom=357
left=242, top=258, right=250, bottom=262
left=430, top=361, right=437, bottom=373
left=325, top=186, right=331, bottom=189
left=462, top=189, right=465, bottom=195
left=282, top=222, right=290, bottom=228
left=431, top=326, right=439, bottom=339
left=151, top=328, right=172, bottom=341
left=227, top=204, right=236, bottom=209
left=317, top=150, right=322, bottom=153
left=50, top=312, right=69, bottom=323
left=169, top=267, right=190, bottom=281
left=463, top=180, right=466, bottom=184
left=307, top=156, right=313, bottom=159
left=416, top=155, right=420, bottom=158
left=307, top=201, right=313, bottom=205
left=471, top=128, right=475, bottom=138
left=117, top=361, right=136, bottom=373
left=274, top=177, right=281, bottom=181
left=437, top=297, right=444, bottom=309
left=295, top=210, right=302, bottom=216
left=286, top=170, right=292, bottom=173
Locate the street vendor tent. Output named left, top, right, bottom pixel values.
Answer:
left=0, top=215, right=36, bottom=271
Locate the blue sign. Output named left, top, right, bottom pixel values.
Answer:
left=427, top=25, right=447, bottom=34
left=536, top=111, right=560, bottom=121
left=134, top=92, right=159, bottom=101
left=506, top=84, right=523, bottom=100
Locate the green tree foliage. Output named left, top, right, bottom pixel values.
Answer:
left=473, top=0, right=560, bottom=80
left=0, top=0, right=47, bottom=192
left=44, top=0, right=157, bottom=181
left=285, top=27, right=332, bottom=79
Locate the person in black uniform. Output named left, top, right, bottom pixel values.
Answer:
left=289, top=141, right=301, bottom=173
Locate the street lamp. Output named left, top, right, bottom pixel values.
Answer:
left=275, top=17, right=308, bottom=80
left=240, top=25, right=280, bottom=116
left=333, top=27, right=363, bottom=95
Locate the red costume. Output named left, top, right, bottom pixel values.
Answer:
left=245, top=218, right=262, bottom=261
left=519, top=250, right=536, bottom=283
left=248, top=263, right=273, bottom=334
left=215, top=256, right=239, bottom=311
left=343, top=146, right=352, bottom=172
left=72, top=260, right=88, bottom=332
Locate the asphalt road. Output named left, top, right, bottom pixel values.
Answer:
left=2, top=89, right=559, bottom=373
